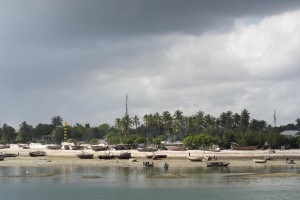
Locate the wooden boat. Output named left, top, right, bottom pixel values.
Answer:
left=146, top=154, right=167, bottom=159
left=98, top=154, right=116, bottom=159
left=91, top=146, right=109, bottom=151
left=4, top=152, right=19, bottom=157
left=231, top=145, right=258, bottom=150
left=187, top=156, right=203, bottom=162
left=47, top=145, right=62, bottom=150
left=165, top=145, right=186, bottom=151
left=71, top=145, right=84, bottom=150
left=116, top=152, right=131, bottom=159
left=143, top=161, right=154, bottom=167
left=76, top=153, right=94, bottom=159
left=0, top=154, right=4, bottom=161
left=137, top=147, right=158, bottom=152
left=0, top=144, right=10, bottom=149
left=29, top=151, right=47, bottom=157
left=253, top=159, right=267, bottom=163
left=152, top=155, right=167, bottom=160
left=207, top=161, right=230, bottom=167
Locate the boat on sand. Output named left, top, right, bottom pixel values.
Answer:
left=29, top=151, right=47, bottom=157
left=207, top=161, right=230, bottom=167
left=76, top=153, right=94, bottom=159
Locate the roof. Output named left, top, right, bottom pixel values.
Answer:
left=280, top=130, right=300, bottom=137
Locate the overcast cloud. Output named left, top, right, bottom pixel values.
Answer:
left=1, top=0, right=300, bottom=128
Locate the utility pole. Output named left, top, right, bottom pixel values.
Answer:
left=273, top=109, right=277, bottom=128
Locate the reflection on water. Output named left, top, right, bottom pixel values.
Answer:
left=0, top=164, right=299, bottom=200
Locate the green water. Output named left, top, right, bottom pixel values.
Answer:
left=0, top=165, right=299, bottom=200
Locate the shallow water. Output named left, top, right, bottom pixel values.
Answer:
left=0, top=164, right=299, bottom=200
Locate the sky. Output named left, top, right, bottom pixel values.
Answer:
left=1, top=0, right=300, bottom=129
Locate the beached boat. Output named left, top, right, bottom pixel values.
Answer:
left=98, top=154, right=116, bottom=159
left=116, top=152, right=131, bottom=159
left=152, top=154, right=167, bottom=160
left=76, top=153, right=94, bottom=159
left=253, top=159, right=267, bottom=163
left=91, top=145, right=109, bottom=151
left=29, top=151, right=47, bottom=157
left=0, top=154, right=4, bottom=161
left=143, top=161, right=154, bottom=167
left=71, top=145, right=84, bottom=150
left=4, top=152, right=19, bottom=157
left=187, top=156, right=203, bottom=162
left=0, top=144, right=10, bottom=149
left=146, top=154, right=167, bottom=159
left=46, top=145, right=62, bottom=150
left=207, top=161, right=230, bottom=167
left=165, top=145, right=186, bottom=151
left=231, top=145, right=258, bottom=150
left=137, top=147, right=158, bottom=152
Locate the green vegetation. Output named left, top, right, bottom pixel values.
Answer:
left=0, top=111, right=299, bottom=149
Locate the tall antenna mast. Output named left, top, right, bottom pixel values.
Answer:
left=125, top=94, right=128, bottom=117
left=273, top=109, right=277, bottom=127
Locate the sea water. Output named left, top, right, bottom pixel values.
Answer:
left=0, top=164, right=299, bottom=200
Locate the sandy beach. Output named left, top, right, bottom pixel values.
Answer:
left=1, top=145, right=300, bottom=168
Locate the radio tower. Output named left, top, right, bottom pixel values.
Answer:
left=125, top=94, right=128, bottom=117
left=273, top=109, right=277, bottom=127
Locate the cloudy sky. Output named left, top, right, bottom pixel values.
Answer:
left=1, top=0, right=300, bottom=129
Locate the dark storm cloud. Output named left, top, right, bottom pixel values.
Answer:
left=3, top=0, right=300, bottom=43
left=1, top=0, right=300, bottom=127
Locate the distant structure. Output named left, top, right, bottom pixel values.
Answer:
left=125, top=94, right=128, bottom=117
left=273, top=109, right=277, bottom=127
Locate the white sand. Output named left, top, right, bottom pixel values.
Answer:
left=0, top=145, right=299, bottom=168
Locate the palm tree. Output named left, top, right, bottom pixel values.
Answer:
left=162, top=111, right=173, bottom=140
left=132, top=115, right=140, bottom=129
left=51, top=116, right=63, bottom=128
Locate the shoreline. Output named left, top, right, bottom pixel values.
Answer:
left=1, top=147, right=299, bottom=168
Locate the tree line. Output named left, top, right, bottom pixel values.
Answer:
left=0, top=109, right=299, bottom=149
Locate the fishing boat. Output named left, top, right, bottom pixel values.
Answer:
left=29, top=151, right=47, bottom=157
left=76, top=153, right=94, bottom=159
left=207, top=161, right=230, bottom=167
left=0, top=154, right=4, bottom=161
left=187, top=156, right=203, bottom=162
left=116, top=152, right=131, bottom=159
left=253, top=159, right=267, bottom=163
